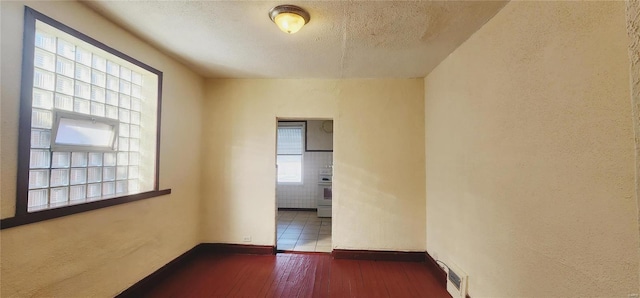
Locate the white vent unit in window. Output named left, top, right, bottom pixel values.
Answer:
left=51, top=111, right=118, bottom=151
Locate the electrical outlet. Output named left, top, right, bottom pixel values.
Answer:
left=243, top=236, right=251, bottom=242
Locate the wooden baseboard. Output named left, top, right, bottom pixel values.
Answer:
left=199, top=243, right=276, bottom=255
left=278, top=207, right=317, bottom=211
left=332, top=249, right=425, bottom=262
left=424, top=252, right=447, bottom=288
left=116, top=243, right=275, bottom=297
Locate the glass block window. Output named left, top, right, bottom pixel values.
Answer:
left=15, top=9, right=164, bottom=216
left=277, top=122, right=305, bottom=183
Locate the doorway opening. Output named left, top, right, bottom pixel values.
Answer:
left=275, top=119, right=333, bottom=253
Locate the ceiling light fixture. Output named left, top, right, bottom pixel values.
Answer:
left=269, top=5, right=310, bottom=34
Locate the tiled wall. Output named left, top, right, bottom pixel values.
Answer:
left=277, top=151, right=332, bottom=208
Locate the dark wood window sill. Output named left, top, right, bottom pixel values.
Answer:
left=0, top=189, right=171, bottom=230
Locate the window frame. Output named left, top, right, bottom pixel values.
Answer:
left=277, top=121, right=306, bottom=185
left=0, top=7, right=170, bottom=230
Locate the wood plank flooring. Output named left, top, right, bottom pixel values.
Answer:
left=141, top=252, right=450, bottom=298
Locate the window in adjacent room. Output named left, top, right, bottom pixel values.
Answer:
left=277, top=122, right=305, bottom=183
left=2, top=7, right=170, bottom=228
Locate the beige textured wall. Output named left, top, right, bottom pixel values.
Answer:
left=0, top=1, right=204, bottom=296
left=626, top=0, right=640, bottom=287
left=201, top=79, right=426, bottom=251
left=424, top=1, right=639, bottom=297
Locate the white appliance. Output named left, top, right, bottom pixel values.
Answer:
left=317, top=168, right=332, bottom=217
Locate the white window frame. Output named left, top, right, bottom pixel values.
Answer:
left=277, top=121, right=305, bottom=185
left=51, top=111, right=119, bottom=152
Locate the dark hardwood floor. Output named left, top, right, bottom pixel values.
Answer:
left=139, top=252, right=450, bottom=298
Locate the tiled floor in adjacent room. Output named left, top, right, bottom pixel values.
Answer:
left=277, top=210, right=331, bottom=252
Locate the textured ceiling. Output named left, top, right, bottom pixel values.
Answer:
left=81, top=1, right=507, bottom=79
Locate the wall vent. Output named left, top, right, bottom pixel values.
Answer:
left=446, top=262, right=468, bottom=298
